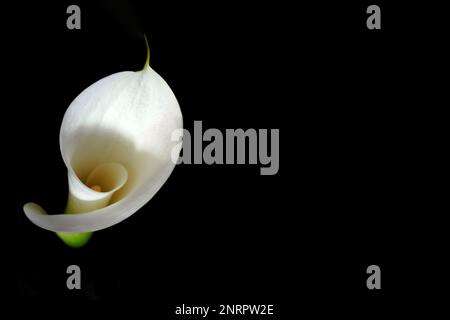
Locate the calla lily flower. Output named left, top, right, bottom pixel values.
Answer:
left=23, top=39, right=183, bottom=248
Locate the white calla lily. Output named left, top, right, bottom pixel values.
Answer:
left=23, top=40, right=183, bottom=247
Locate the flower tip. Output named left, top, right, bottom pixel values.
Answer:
left=143, top=34, right=150, bottom=69
left=23, top=202, right=92, bottom=248
left=23, top=202, right=45, bottom=218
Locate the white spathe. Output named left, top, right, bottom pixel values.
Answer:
left=23, top=64, right=183, bottom=233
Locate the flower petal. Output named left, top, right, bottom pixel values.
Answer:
left=23, top=154, right=176, bottom=233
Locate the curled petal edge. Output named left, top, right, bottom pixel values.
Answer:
left=23, top=162, right=176, bottom=233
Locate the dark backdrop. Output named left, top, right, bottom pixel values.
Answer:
left=5, top=0, right=444, bottom=317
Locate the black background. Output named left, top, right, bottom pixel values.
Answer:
left=5, top=0, right=446, bottom=317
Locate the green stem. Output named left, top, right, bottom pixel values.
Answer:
left=56, top=189, right=98, bottom=248
left=143, top=34, right=150, bottom=68
left=57, top=231, right=92, bottom=248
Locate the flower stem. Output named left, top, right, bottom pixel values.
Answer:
left=57, top=231, right=92, bottom=248
left=144, top=34, right=150, bottom=68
